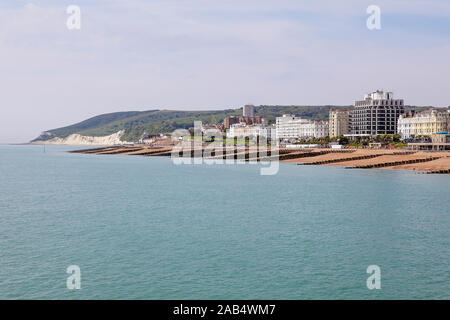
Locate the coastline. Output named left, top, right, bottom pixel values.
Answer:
left=30, top=130, right=133, bottom=146
left=69, top=145, right=450, bottom=174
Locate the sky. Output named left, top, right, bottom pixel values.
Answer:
left=0, top=0, right=449, bottom=143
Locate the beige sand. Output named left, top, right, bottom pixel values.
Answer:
left=385, top=156, right=450, bottom=171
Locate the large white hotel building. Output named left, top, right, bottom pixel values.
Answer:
left=276, top=115, right=329, bottom=140
left=350, top=90, right=404, bottom=137
left=397, top=109, right=450, bottom=139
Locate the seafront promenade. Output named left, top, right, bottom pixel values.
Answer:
left=70, top=145, right=450, bottom=174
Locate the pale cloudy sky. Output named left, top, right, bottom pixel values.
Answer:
left=0, top=0, right=449, bottom=142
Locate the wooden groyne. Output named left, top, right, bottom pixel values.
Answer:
left=427, top=169, right=450, bottom=174
left=348, top=156, right=441, bottom=169
left=95, top=147, right=144, bottom=155
left=69, top=145, right=450, bottom=174
left=69, top=147, right=118, bottom=154
left=387, top=156, right=450, bottom=173
left=300, top=153, right=384, bottom=165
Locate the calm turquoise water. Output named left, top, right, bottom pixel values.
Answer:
left=0, top=145, right=449, bottom=299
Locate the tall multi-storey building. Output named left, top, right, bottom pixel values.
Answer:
left=243, top=104, right=255, bottom=117
left=329, top=109, right=350, bottom=137
left=397, top=109, right=450, bottom=139
left=276, top=115, right=329, bottom=140
left=351, top=90, right=404, bottom=136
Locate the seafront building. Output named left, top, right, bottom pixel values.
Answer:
left=227, top=123, right=275, bottom=140
left=350, top=90, right=404, bottom=137
left=397, top=109, right=450, bottom=139
left=329, top=109, right=350, bottom=137
left=300, top=120, right=329, bottom=138
left=276, top=115, right=310, bottom=140
left=275, top=114, right=329, bottom=140
left=408, top=132, right=450, bottom=151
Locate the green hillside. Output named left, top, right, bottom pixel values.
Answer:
left=256, top=105, right=351, bottom=121
left=32, top=109, right=241, bottom=142
left=32, top=111, right=144, bottom=141
left=32, top=105, right=444, bottom=143
left=80, top=109, right=241, bottom=142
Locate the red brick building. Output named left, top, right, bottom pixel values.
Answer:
left=224, top=116, right=266, bottom=129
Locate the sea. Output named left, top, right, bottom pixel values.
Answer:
left=0, top=145, right=448, bottom=299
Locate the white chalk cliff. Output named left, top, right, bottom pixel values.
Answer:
left=32, top=130, right=132, bottom=146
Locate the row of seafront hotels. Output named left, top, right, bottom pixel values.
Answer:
left=225, top=90, right=450, bottom=148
